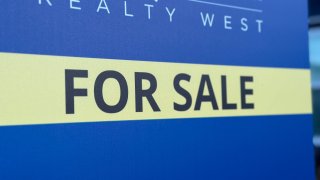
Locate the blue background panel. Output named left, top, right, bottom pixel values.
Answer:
left=0, top=0, right=314, bottom=179
left=0, top=115, right=315, bottom=180
left=0, top=0, right=309, bottom=68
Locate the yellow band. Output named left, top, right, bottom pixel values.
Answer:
left=0, top=53, right=312, bottom=126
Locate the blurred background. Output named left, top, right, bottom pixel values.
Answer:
left=309, top=0, right=320, bottom=179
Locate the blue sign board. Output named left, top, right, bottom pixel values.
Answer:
left=0, top=0, right=314, bottom=179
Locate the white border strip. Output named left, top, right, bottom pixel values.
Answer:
left=188, top=0, right=263, bottom=13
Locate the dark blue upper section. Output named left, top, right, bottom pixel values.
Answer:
left=0, top=0, right=309, bottom=68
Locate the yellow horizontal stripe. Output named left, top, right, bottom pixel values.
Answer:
left=0, top=53, right=312, bottom=126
